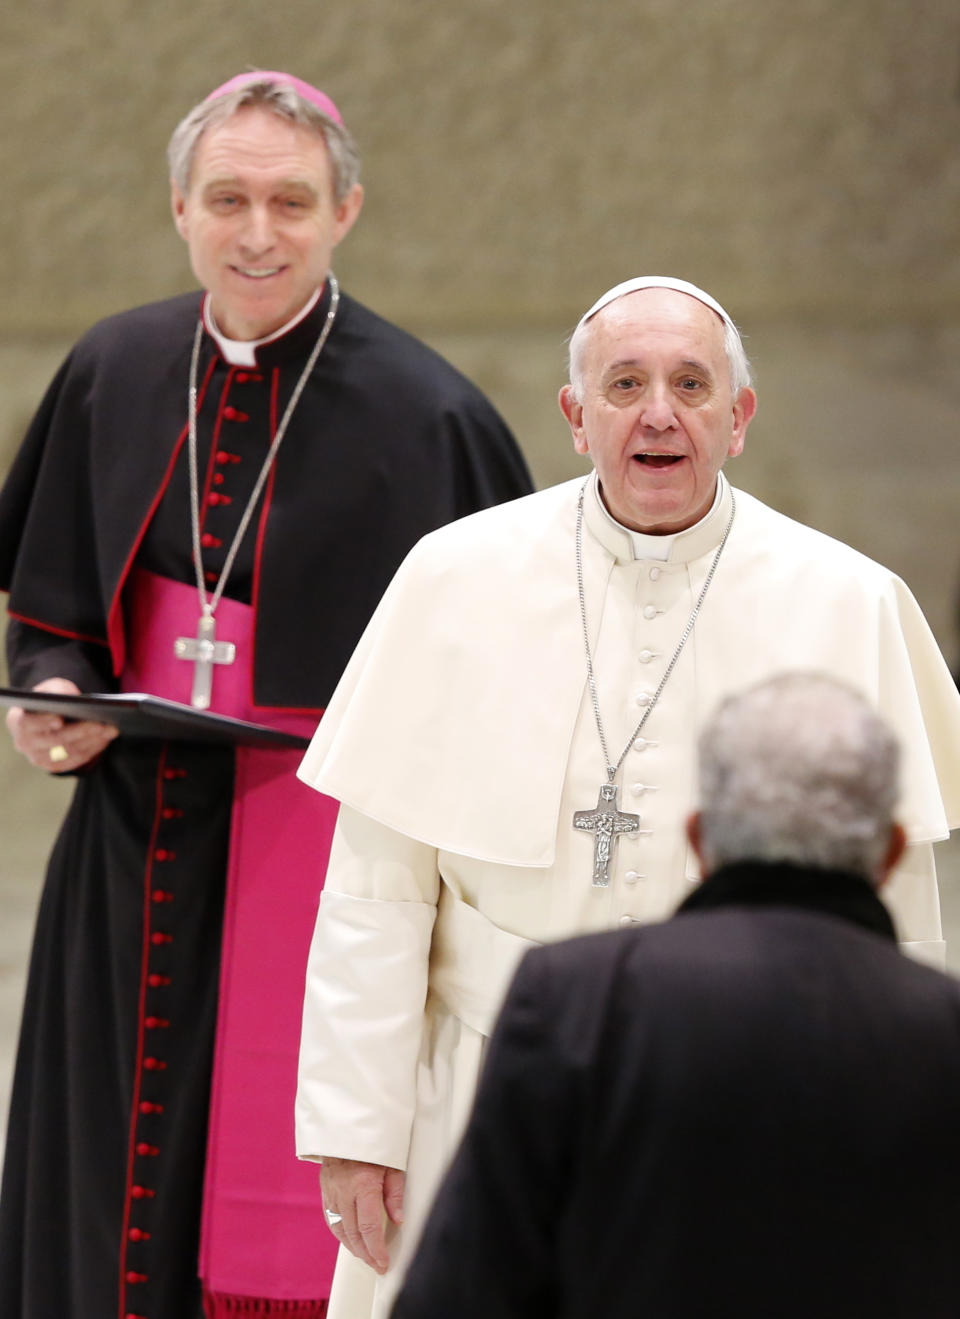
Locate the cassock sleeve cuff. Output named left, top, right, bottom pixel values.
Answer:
left=296, top=889, right=437, bottom=1171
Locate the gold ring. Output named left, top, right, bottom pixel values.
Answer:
left=49, top=745, right=69, bottom=764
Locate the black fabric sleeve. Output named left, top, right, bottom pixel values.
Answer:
left=0, top=354, right=76, bottom=591
left=0, top=346, right=107, bottom=643
left=6, top=618, right=115, bottom=694
left=443, top=399, right=534, bottom=518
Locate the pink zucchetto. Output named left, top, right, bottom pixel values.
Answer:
left=576, top=276, right=736, bottom=333
left=205, top=71, right=343, bottom=125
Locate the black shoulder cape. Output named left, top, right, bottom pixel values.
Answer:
left=0, top=287, right=532, bottom=708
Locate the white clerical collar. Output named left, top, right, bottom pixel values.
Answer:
left=202, top=286, right=323, bottom=366
left=584, top=470, right=732, bottom=565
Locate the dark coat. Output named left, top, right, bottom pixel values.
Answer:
left=392, top=863, right=960, bottom=1319
left=0, top=286, right=532, bottom=708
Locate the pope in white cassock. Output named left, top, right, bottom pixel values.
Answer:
left=294, top=276, right=960, bottom=1319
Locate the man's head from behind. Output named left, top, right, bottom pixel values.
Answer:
left=689, top=673, right=906, bottom=886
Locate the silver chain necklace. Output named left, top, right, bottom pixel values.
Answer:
left=572, top=478, right=735, bottom=886
left=173, top=275, right=340, bottom=709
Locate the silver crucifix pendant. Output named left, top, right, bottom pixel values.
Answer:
left=173, top=615, right=236, bottom=710
left=573, top=782, right=640, bottom=887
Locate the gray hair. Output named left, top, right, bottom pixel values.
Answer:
left=696, top=673, right=900, bottom=880
left=567, top=300, right=752, bottom=399
left=167, top=78, right=361, bottom=202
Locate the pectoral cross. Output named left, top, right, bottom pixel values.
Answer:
left=174, top=615, right=236, bottom=710
left=573, top=782, right=640, bottom=888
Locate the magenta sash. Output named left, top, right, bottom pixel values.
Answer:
left=122, top=569, right=339, bottom=1309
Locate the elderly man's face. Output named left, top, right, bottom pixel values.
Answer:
left=171, top=107, right=363, bottom=341
left=559, top=290, right=756, bottom=534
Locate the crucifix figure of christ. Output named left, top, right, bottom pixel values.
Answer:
left=573, top=781, right=641, bottom=887
left=174, top=614, right=236, bottom=710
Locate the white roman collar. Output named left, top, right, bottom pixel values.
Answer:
left=584, top=470, right=732, bottom=565
left=202, top=286, right=324, bottom=367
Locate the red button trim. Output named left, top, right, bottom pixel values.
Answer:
left=213, top=472, right=225, bottom=485
left=200, top=532, right=222, bottom=549
left=222, top=406, right=250, bottom=422
left=143, top=1058, right=167, bottom=1071
left=150, top=932, right=173, bottom=946
left=215, top=450, right=242, bottom=465
left=144, top=1018, right=170, bottom=1031
left=205, top=569, right=218, bottom=582
left=163, top=768, right=186, bottom=780
left=126, top=1312, right=149, bottom=1319
left=136, top=1143, right=160, bottom=1157
left=125, top=1271, right=149, bottom=1284
left=235, top=371, right=249, bottom=383
left=161, top=807, right=184, bottom=820
left=128, top=1228, right=152, bottom=1241
left=139, top=1101, right=164, bottom=1114
left=208, top=492, right=233, bottom=506
left=152, top=889, right=174, bottom=903
left=131, top=1185, right=156, bottom=1199
left=147, top=974, right=171, bottom=988
left=153, top=849, right=176, bottom=863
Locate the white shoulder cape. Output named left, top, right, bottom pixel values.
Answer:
left=299, top=478, right=960, bottom=864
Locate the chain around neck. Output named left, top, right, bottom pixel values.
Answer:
left=187, top=274, right=340, bottom=620
left=575, top=479, right=736, bottom=783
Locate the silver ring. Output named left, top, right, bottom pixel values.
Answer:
left=49, top=745, right=69, bottom=764
left=324, top=1209, right=343, bottom=1227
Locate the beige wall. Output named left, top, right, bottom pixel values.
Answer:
left=2, top=0, right=958, bottom=658
left=2, top=0, right=960, bottom=1139
left=4, top=0, right=960, bottom=332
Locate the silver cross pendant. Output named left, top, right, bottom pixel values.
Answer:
left=173, top=615, right=236, bottom=710
left=573, top=782, right=640, bottom=887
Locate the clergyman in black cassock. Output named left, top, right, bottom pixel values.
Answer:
left=0, top=72, right=531, bottom=1319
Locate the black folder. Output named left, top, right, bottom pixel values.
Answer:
left=0, top=688, right=312, bottom=750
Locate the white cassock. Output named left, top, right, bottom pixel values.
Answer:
left=295, top=473, right=960, bottom=1319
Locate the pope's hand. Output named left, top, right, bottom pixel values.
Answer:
left=6, top=677, right=119, bottom=773
left=319, top=1156, right=405, bottom=1274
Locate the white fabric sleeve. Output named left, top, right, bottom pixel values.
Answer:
left=884, top=840, right=946, bottom=967
left=296, top=806, right=440, bottom=1170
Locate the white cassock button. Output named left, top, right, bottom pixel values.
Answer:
left=639, top=649, right=655, bottom=664
left=634, top=738, right=649, bottom=751
left=619, top=913, right=640, bottom=927
left=649, top=566, right=661, bottom=581
left=642, top=605, right=658, bottom=620
left=635, top=691, right=652, bottom=706
left=624, top=870, right=643, bottom=885
left=631, top=782, right=647, bottom=796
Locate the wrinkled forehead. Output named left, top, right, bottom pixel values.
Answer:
left=582, top=287, right=729, bottom=368
left=192, top=105, right=333, bottom=174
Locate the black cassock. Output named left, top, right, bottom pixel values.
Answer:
left=0, top=284, right=531, bottom=1319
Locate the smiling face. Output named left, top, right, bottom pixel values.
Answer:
left=559, top=289, right=756, bottom=533
left=171, top=106, right=363, bottom=340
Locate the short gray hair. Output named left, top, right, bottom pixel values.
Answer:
left=167, top=78, right=361, bottom=202
left=696, top=673, right=900, bottom=880
left=566, top=300, right=752, bottom=399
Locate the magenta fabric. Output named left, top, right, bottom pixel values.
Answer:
left=205, top=71, right=343, bottom=125
left=122, top=569, right=339, bottom=1303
